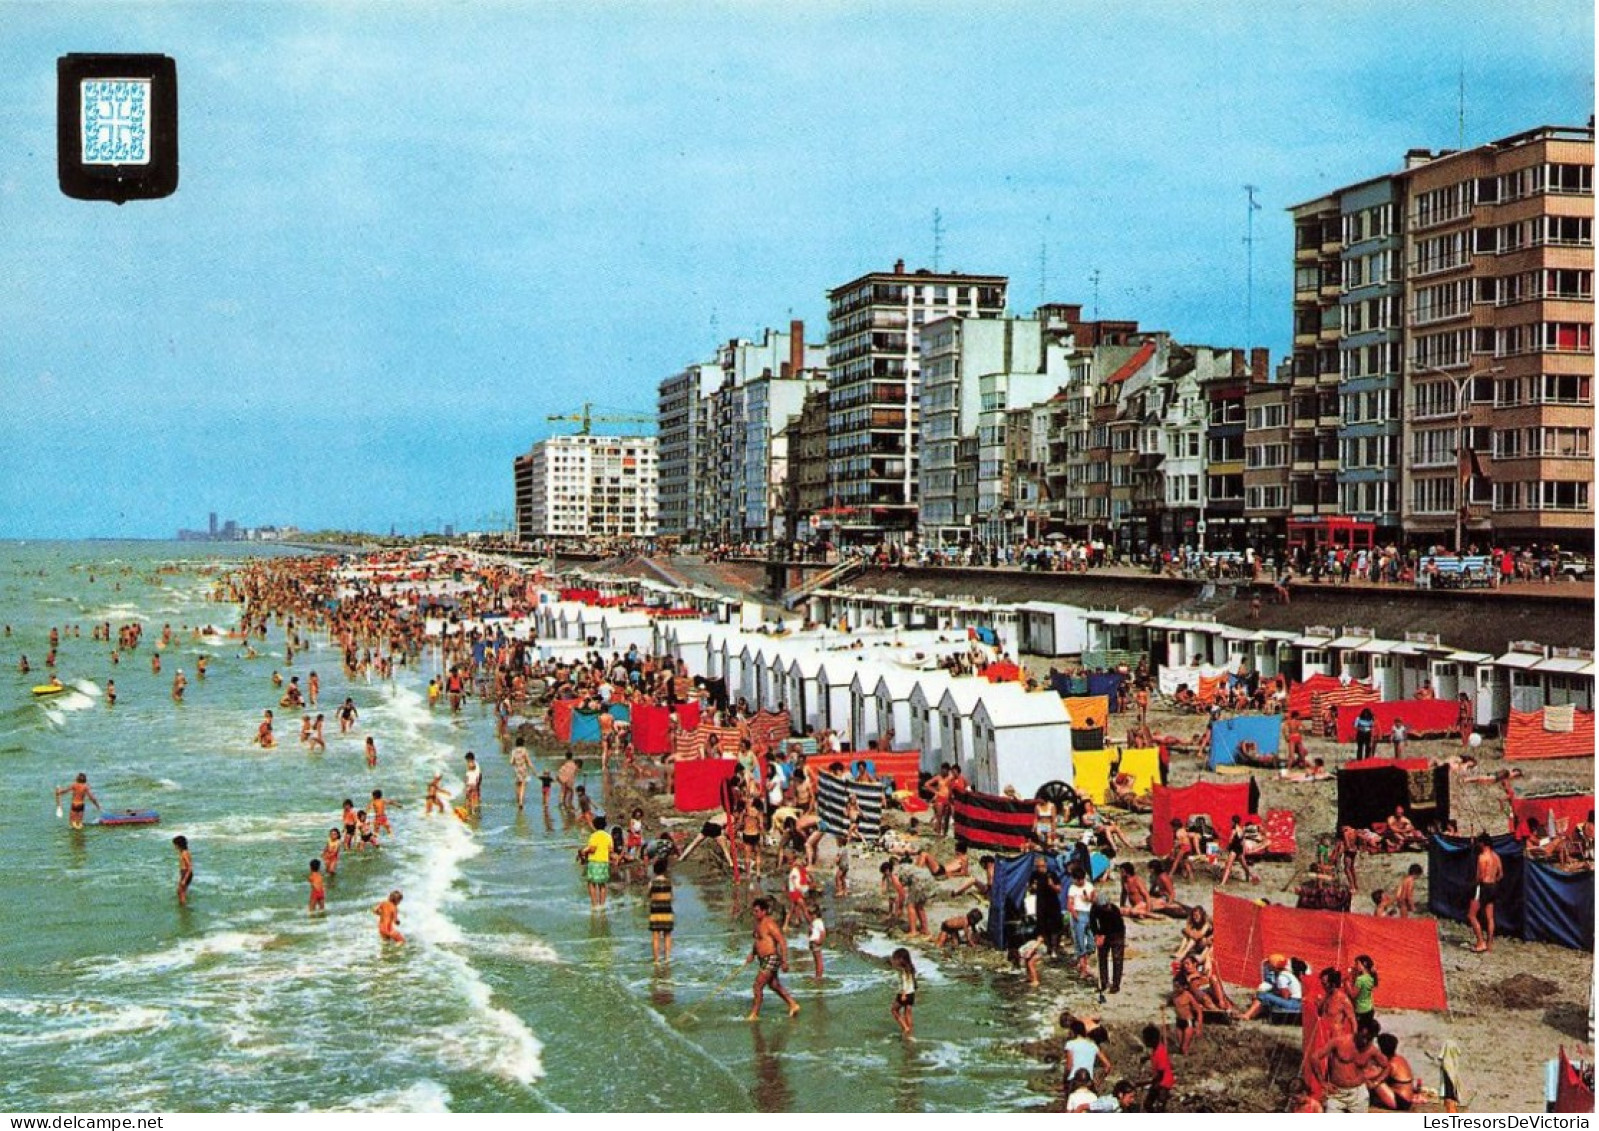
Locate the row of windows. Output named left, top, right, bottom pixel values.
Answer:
left=1248, top=403, right=1289, bottom=430
left=1488, top=268, right=1594, bottom=305
left=1412, top=280, right=1472, bottom=325
left=1494, top=321, right=1593, bottom=357
left=1492, top=480, right=1592, bottom=511
left=1247, top=485, right=1290, bottom=510
left=1493, top=427, right=1592, bottom=459
left=1340, top=481, right=1398, bottom=517
left=1342, top=435, right=1402, bottom=468
left=1414, top=183, right=1473, bottom=229
left=1495, top=373, right=1592, bottom=406
left=1344, top=342, right=1403, bottom=380
left=1342, top=203, right=1397, bottom=246
left=1414, top=232, right=1470, bottom=277
left=1477, top=215, right=1592, bottom=255
left=1478, top=163, right=1594, bottom=204
left=1343, top=250, right=1402, bottom=291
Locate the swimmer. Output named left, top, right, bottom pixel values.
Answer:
left=425, top=772, right=450, bottom=816
left=308, top=859, right=326, bottom=915
left=105, top=679, right=116, bottom=706
left=365, top=736, right=378, bottom=769
left=54, top=773, right=101, bottom=830
left=374, top=890, right=405, bottom=944
left=256, top=709, right=275, bottom=749
left=173, top=835, right=193, bottom=906
left=371, top=789, right=392, bottom=836
left=323, top=828, right=341, bottom=877
left=171, top=669, right=187, bottom=703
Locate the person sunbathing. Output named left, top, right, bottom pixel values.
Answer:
left=1108, top=773, right=1153, bottom=813
left=1117, top=862, right=1153, bottom=919
left=1378, top=806, right=1425, bottom=851
left=1080, top=800, right=1135, bottom=851
left=1284, top=758, right=1332, bottom=783
left=1173, top=907, right=1213, bottom=961
left=1146, top=859, right=1188, bottom=916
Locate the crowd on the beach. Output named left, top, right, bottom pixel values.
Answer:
left=30, top=548, right=1596, bottom=1114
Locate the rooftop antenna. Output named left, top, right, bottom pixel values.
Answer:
left=1038, top=238, right=1048, bottom=305
left=1089, top=268, right=1101, bottom=320
left=932, top=208, right=945, bottom=271
left=1457, top=59, right=1466, bottom=149
left=1243, top=184, right=1262, bottom=352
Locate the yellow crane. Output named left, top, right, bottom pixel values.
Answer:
left=545, top=402, right=654, bottom=436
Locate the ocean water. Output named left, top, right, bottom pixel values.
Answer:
left=0, top=542, right=1046, bottom=1113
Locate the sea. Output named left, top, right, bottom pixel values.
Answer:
left=0, top=541, right=1050, bottom=1114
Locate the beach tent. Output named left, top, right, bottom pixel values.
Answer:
left=550, top=698, right=577, bottom=742
left=1335, top=758, right=1450, bottom=831
left=1505, top=707, right=1596, bottom=761
left=630, top=703, right=672, bottom=756
left=1072, top=749, right=1114, bottom=804
left=952, top=785, right=1038, bottom=853
left=1050, top=671, right=1090, bottom=697
left=1086, top=672, right=1126, bottom=706
left=1117, top=746, right=1162, bottom=796
left=1212, top=890, right=1448, bottom=1011
left=986, top=850, right=1065, bottom=948
left=1332, top=697, right=1460, bottom=743
left=1510, top=793, right=1594, bottom=840
left=816, top=772, right=885, bottom=842
left=1061, top=695, right=1110, bottom=731
left=570, top=706, right=603, bottom=744
left=673, top=758, right=738, bottom=812
left=1206, top=715, right=1282, bottom=769
left=1554, top=1048, right=1595, bottom=1113
left=1150, top=780, right=1259, bottom=856
left=1428, top=834, right=1595, bottom=951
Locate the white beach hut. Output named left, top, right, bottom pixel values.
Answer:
left=968, top=688, right=1074, bottom=797
left=873, top=669, right=920, bottom=752
left=936, top=677, right=994, bottom=777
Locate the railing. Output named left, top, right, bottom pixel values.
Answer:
left=781, top=556, right=867, bottom=609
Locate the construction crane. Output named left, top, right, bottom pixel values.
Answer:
left=546, top=402, right=654, bottom=436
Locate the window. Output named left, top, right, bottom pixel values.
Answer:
left=1247, top=403, right=1288, bottom=430
left=1414, top=232, right=1469, bottom=276
left=1537, top=480, right=1590, bottom=510
left=1414, top=182, right=1472, bottom=228
left=1411, top=476, right=1457, bottom=514
left=1550, top=163, right=1593, bottom=194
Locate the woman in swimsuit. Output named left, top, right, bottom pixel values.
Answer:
left=1369, top=1033, right=1418, bottom=1110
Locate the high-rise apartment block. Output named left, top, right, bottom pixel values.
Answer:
left=1290, top=123, right=1593, bottom=552
left=825, top=261, right=1007, bottom=541
left=655, top=324, right=825, bottom=542
left=513, top=435, right=658, bottom=541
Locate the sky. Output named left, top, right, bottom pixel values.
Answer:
left=0, top=1, right=1591, bottom=538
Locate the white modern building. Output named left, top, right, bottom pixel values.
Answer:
left=514, top=434, right=659, bottom=541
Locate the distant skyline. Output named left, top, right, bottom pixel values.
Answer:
left=0, top=2, right=1591, bottom=537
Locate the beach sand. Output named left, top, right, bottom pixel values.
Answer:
left=537, top=681, right=1593, bottom=1113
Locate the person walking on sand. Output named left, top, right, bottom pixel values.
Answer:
left=374, top=890, right=405, bottom=945
left=1467, top=835, right=1503, bottom=953
left=54, top=773, right=101, bottom=829
left=173, top=835, right=193, bottom=906
left=744, top=897, right=799, bottom=1020
left=889, top=947, right=917, bottom=1038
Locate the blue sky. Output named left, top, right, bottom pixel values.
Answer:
left=0, top=1, right=1590, bottom=537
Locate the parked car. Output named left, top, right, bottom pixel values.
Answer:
left=1558, top=554, right=1593, bottom=579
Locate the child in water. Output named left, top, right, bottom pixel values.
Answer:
left=308, top=859, right=326, bottom=915
left=323, top=829, right=341, bottom=878
left=889, top=948, right=917, bottom=1038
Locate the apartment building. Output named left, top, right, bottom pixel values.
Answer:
left=1400, top=125, right=1593, bottom=549
left=825, top=261, right=1007, bottom=541
left=1289, top=122, right=1593, bottom=553
left=513, top=434, right=658, bottom=541
left=657, top=324, right=825, bottom=542
left=656, top=362, right=720, bottom=539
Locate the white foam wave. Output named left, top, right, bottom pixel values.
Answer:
left=0, top=997, right=171, bottom=1047
left=173, top=813, right=330, bottom=844
left=467, top=932, right=562, bottom=965
left=854, top=931, right=952, bottom=985
left=332, top=1080, right=454, bottom=1113
left=76, top=930, right=278, bottom=980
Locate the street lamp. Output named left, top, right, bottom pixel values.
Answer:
left=1412, top=362, right=1504, bottom=554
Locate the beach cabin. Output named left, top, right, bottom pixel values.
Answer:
left=968, top=688, right=1074, bottom=797
left=1016, top=601, right=1089, bottom=658
left=704, top=627, right=739, bottom=682
left=1220, top=626, right=1262, bottom=676
left=1533, top=648, right=1595, bottom=711
left=598, top=610, right=653, bottom=656
left=762, top=647, right=794, bottom=713
left=1255, top=630, right=1297, bottom=679
left=816, top=657, right=865, bottom=741
left=1391, top=634, right=1444, bottom=699
left=907, top=671, right=954, bottom=772
left=665, top=620, right=712, bottom=676
left=785, top=651, right=828, bottom=734
left=1496, top=641, right=1549, bottom=716
left=937, top=677, right=993, bottom=777
left=873, top=670, right=920, bottom=751
left=1351, top=636, right=1404, bottom=700
left=1291, top=625, right=1337, bottom=681
left=847, top=665, right=891, bottom=752
left=555, top=602, right=588, bottom=642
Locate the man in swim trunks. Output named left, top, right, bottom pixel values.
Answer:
left=745, top=896, right=800, bottom=1020
left=1467, top=834, right=1503, bottom=952
left=374, top=890, right=405, bottom=944
left=1314, top=1017, right=1388, bottom=1113
left=463, top=753, right=483, bottom=813
left=509, top=742, right=532, bottom=810
left=55, top=773, right=101, bottom=830
left=173, top=835, right=193, bottom=906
